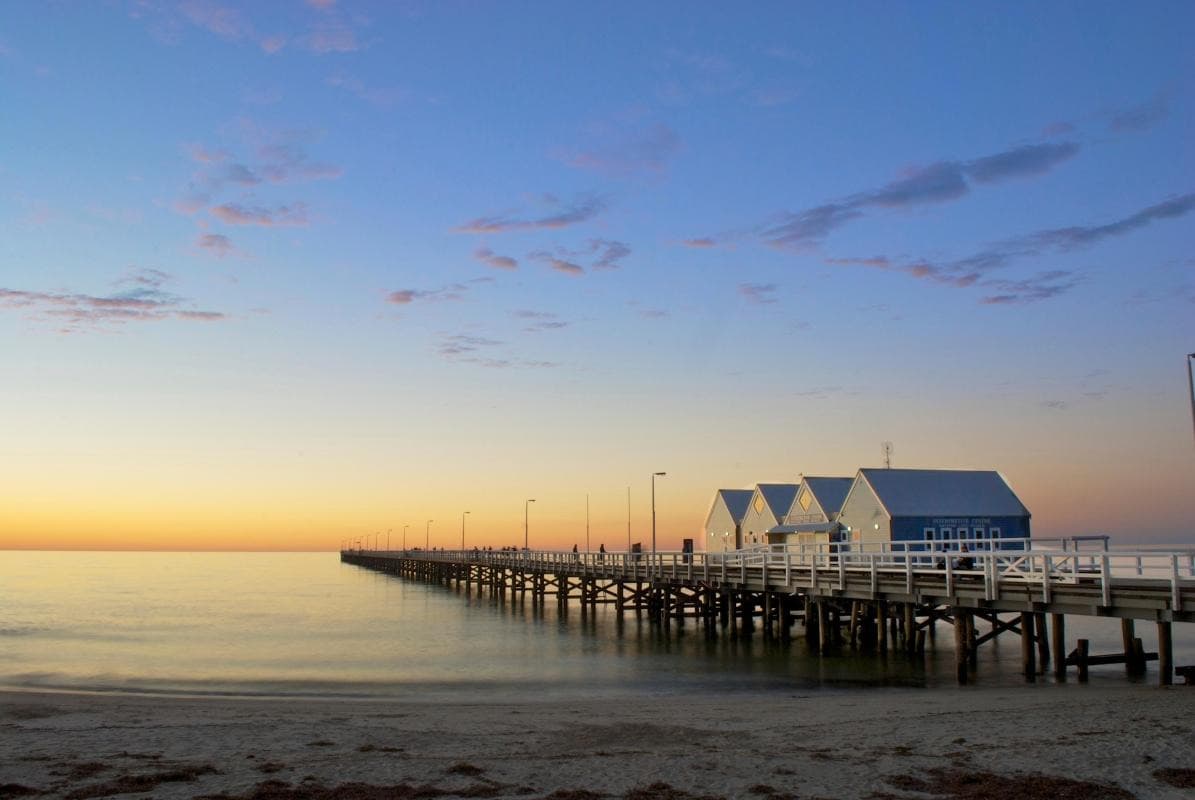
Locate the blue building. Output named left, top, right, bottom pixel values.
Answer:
left=836, top=468, right=1031, bottom=552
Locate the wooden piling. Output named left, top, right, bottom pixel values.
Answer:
left=1021, top=612, right=1036, bottom=681
left=1035, top=612, right=1049, bottom=668
left=877, top=600, right=888, bottom=655
left=1158, top=621, right=1173, bottom=686
left=1051, top=614, right=1066, bottom=680
left=1076, top=638, right=1090, bottom=682
left=817, top=600, right=831, bottom=653
left=903, top=603, right=916, bottom=654
left=953, top=608, right=968, bottom=684
left=1120, top=619, right=1137, bottom=675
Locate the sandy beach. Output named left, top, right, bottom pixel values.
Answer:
left=2, top=685, right=1193, bottom=800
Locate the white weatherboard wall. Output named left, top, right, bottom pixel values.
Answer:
left=704, top=497, right=740, bottom=553
left=837, top=475, right=892, bottom=549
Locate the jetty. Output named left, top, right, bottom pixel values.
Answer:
left=340, top=540, right=1195, bottom=685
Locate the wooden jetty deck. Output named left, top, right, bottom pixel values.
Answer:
left=340, top=543, right=1195, bottom=686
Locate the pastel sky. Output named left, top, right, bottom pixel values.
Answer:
left=2, top=2, right=1192, bottom=551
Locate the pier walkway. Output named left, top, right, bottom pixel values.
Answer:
left=341, top=541, right=1195, bottom=686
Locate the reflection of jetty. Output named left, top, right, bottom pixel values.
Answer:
left=340, top=541, right=1195, bottom=686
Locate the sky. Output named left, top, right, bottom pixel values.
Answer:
left=1, top=2, right=1193, bottom=551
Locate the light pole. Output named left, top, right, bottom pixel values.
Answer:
left=1187, top=353, right=1195, bottom=447
left=585, top=493, right=590, bottom=553
left=524, top=499, right=536, bottom=550
left=386, top=528, right=391, bottom=551
left=461, top=511, right=470, bottom=550
left=651, top=471, right=667, bottom=556
left=403, top=524, right=409, bottom=551
left=426, top=519, right=433, bottom=550
left=626, top=486, right=631, bottom=551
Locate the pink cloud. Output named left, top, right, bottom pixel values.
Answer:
left=682, top=237, right=716, bottom=248
left=211, top=202, right=308, bottom=227
left=473, top=247, right=518, bottom=270
left=197, top=233, right=235, bottom=257
left=455, top=196, right=605, bottom=234
left=178, top=1, right=251, bottom=40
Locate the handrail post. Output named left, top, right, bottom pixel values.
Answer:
left=1042, top=554, right=1052, bottom=604
left=945, top=555, right=953, bottom=597
left=905, top=552, right=913, bottom=594
left=1100, top=554, right=1111, bottom=607
left=1172, top=554, right=1182, bottom=612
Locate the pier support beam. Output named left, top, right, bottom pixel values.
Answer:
left=1051, top=614, right=1066, bottom=681
left=1021, top=612, right=1037, bottom=681
left=953, top=607, right=968, bottom=684
left=1158, top=621, right=1173, bottom=686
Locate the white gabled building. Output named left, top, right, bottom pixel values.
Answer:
left=766, top=476, right=854, bottom=546
left=702, top=488, right=755, bottom=552
left=739, top=483, right=800, bottom=547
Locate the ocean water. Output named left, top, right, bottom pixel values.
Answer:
left=1, top=551, right=1190, bottom=700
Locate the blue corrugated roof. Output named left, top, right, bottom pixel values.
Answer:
left=758, top=483, right=799, bottom=519
left=717, top=489, right=755, bottom=523
left=801, top=477, right=854, bottom=516
left=860, top=468, right=1030, bottom=518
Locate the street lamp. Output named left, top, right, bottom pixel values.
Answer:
left=403, top=524, right=409, bottom=551
left=1187, top=353, right=1195, bottom=447
left=651, top=471, right=667, bottom=556
left=426, top=519, right=433, bottom=550
left=386, top=528, right=391, bottom=551
left=524, top=499, right=536, bottom=550
left=461, top=511, right=470, bottom=550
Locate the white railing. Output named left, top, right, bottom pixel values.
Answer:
left=343, top=540, right=1195, bottom=613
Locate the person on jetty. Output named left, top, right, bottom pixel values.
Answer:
left=955, top=544, right=974, bottom=571
left=598, top=543, right=606, bottom=563
left=572, top=543, right=579, bottom=562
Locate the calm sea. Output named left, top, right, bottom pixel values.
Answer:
left=1, top=551, right=1190, bottom=699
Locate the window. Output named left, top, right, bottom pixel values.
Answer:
left=923, top=528, right=935, bottom=541
left=990, top=527, right=1001, bottom=541
left=940, top=527, right=953, bottom=544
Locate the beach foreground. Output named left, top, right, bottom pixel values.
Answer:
left=2, top=686, right=1193, bottom=800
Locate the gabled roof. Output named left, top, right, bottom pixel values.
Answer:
left=756, top=483, right=800, bottom=520
left=716, top=489, right=754, bottom=524
left=858, top=468, right=1030, bottom=518
left=800, top=477, right=854, bottom=518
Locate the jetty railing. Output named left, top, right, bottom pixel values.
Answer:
left=344, top=540, right=1195, bottom=614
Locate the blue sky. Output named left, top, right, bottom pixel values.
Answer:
left=1, top=2, right=1192, bottom=549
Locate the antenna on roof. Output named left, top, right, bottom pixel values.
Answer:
left=882, top=441, right=894, bottom=469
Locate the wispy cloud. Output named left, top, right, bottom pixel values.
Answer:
left=434, top=332, right=558, bottom=369
left=178, top=1, right=251, bottom=40
left=513, top=310, right=569, bottom=333
left=564, top=122, right=681, bottom=177
left=1106, top=94, right=1169, bottom=133
left=303, top=21, right=361, bottom=53
left=386, top=282, right=470, bottom=305
left=324, top=73, right=405, bottom=107
left=739, top=283, right=778, bottom=304
left=590, top=239, right=631, bottom=270
left=455, top=195, right=605, bottom=234
left=682, top=237, right=717, bottom=249
left=764, top=141, right=1080, bottom=247
left=792, top=385, right=859, bottom=400
left=979, top=271, right=1082, bottom=305
left=211, top=202, right=308, bottom=227
left=196, top=232, right=236, bottom=257
left=528, top=251, right=585, bottom=276
left=473, top=247, right=518, bottom=270
left=0, top=270, right=225, bottom=331
left=825, top=192, right=1195, bottom=304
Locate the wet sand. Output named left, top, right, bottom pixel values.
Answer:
left=2, top=685, right=1193, bottom=799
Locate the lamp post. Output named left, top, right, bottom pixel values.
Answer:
left=461, top=511, right=470, bottom=551
left=651, top=471, right=667, bottom=556
left=524, top=499, right=536, bottom=550
left=1187, top=353, right=1195, bottom=447
left=386, top=528, right=391, bottom=551
left=403, top=524, right=409, bottom=551
left=585, top=493, right=590, bottom=553
left=426, top=519, right=433, bottom=550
